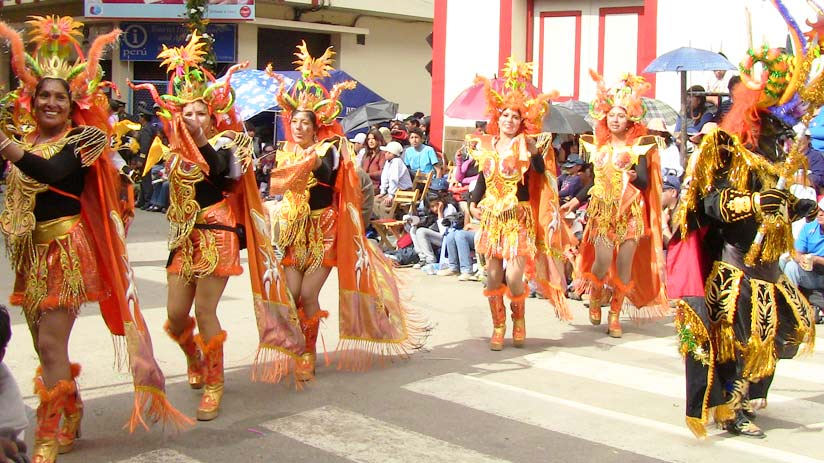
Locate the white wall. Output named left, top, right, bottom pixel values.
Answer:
left=532, top=0, right=643, bottom=103
left=443, top=0, right=501, bottom=126
left=336, top=15, right=432, bottom=115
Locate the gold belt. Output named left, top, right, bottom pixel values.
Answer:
left=33, top=215, right=80, bottom=244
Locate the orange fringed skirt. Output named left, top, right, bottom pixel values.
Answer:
left=281, top=207, right=338, bottom=273
left=167, top=200, right=243, bottom=279
left=11, top=215, right=104, bottom=322
left=586, top=193, right=645, bottom=246
left=476, top=203, right=536, bottom=261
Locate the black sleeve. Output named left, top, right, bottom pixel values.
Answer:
left=14, top=144, right=81, bottom=185
left=575, top=181, right=591, bottom=203
left=313, top=147, right=337, bottom=183
left=530, top=153, right=546, bottom=174
left=630, top=155, right=649, bottom=190
left=470, top=173, right=486, bottom=204
left=199, top=143, right=231, bottom=178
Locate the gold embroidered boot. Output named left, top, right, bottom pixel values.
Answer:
left=608, top=279, right=633, bottom=338
left=485, top=287, right=507, bottom=351
left=32, top=374, right=73, bottom=463
left=195, top=331, right=226, bottom=421
left=164, top=317, right=204, bottom=389
left=508, top=289, right=527, bottom=348
left=585, top=273, right=607, bottom=326
left=295, top=308, right=329, bottom=382
left=58, top=363, right=83, bottom=454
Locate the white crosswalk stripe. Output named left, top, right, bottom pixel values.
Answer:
left=618, top=336, right=824, bottom=385
left=403, top=372, right=824, bottom=463
left=115, top=448, right=203, bottom=463
left=260, top=405, right=510, bottom=463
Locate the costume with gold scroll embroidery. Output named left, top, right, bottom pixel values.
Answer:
left=130, top=34, right=306, bottom=421
left=267, top=42, right=428, bottom=381
left=0, top=16, right=189, bottom=463
left=675, top=2, right=819, bottom=438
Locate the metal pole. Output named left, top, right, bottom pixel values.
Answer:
left=680, top=71, right=688, bottom=166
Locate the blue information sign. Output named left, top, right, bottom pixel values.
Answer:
left=119, top=22, right=237, bottom=62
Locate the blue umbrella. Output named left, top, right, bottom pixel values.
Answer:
left=215, top=69, right=294, bottom=121
left=643, top=47, right=736, bottom=158
left=644, top=47, right=736, bottom=73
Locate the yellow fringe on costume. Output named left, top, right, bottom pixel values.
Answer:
left=676, top=129, right=794, bottom=266
left=479, top=203, right=536, bottom=259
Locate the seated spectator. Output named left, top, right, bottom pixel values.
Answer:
left=360, top=129, right=386, bottom=192
left=439, top=201, right=481, bottom=280
left=783, top=198, right=824, bottom=293
left=647, top=118, right=683, bottom=177
left=675, top=85, right=716, bottom=136
left=0, top=305, right=28, bottom=463
left=661, top=174, right=681, bottom=248
left=558, top=154, right=585, bottom=203
left=404, top=127, right=442, bottom=178
left=451, top=143, right=479, bottom=186
left=349, top=132, right=367, bottom=164
left=790, top=168, right=818, bottom=239
left=411, top=192, right=457, bottom=272
left=715, top=75, right=741, bottom=122
left=804, top=111, right=824, bottom=192
left=375, top=141, right=413, bottom=218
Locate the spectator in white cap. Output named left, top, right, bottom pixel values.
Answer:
left=647, top=118, right=683, bottom=177
left=349, top=132, right=367, bottom=164
left=375, top=141, right=413, bottom=218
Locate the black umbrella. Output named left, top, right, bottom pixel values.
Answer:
left=341, top=100, right=399, bottom=133
left=544, top=104, right=592, bottom=134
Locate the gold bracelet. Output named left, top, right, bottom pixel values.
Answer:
left=0, top=137, right=13, bottom=153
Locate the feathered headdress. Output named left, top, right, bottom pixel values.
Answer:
left=129, top=31, right=247, bottom=120
left=266, top=41, right=356, bottom=138
left=588, top=70, right=649, bottom=122
left=0, top=15, right=120, bottom=116
left=476, top=57, right=557, bottom=135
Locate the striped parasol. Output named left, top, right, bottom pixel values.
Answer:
left=558, top=98, right=678, bottom=126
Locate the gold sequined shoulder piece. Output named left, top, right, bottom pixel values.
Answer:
left=213, top=130, right=254, bottom=171
left=65, top=126, right=107, bottom=167
left=579, top=134, right=597, bottom=161
left=631, top=135, right=658, bottom=157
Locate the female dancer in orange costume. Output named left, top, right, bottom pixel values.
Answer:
left=0, top=16, right=187, bottom=463
left=267, top=43, right=427, bottom=380
left=576, top=71, right=667, bottom=338
left=469, top=58, right=573, bottom=351
left=131, top=32, right=307, bottom=419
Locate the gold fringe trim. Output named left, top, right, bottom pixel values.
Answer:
left=742, top=335, right=777, bottom=382
left=713, top=403, right=735, bottom=425
left=685, top=416, right=708, bottom=439
left=126, top=386, right=193, bottom=433
left=714, top=322, right=738, bottom=364
left=479, top=204, right=536, bottom=259
left=674, top=300, right=711, bottom=365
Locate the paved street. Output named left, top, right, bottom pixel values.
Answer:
left=3, top=210, right=824, bottom=463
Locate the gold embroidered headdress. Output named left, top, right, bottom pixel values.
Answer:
left=476, top=57, right=557, bottom=135
left=266, top=41, right=356, bottom=140
left=0, top=15, right=120, bottom=126
left=588, top=70, right=649, bottom=122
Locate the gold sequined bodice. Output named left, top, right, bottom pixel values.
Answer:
left=468, top=134, right=530, bottom=216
